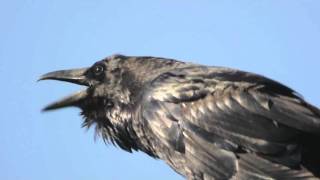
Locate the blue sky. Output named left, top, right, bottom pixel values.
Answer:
left=1, top=1, right=320, bottom=180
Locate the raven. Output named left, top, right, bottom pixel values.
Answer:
left=40, top=55, right=320, bottom=180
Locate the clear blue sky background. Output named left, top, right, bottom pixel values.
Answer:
left=1, top=1, right=320, bottom=180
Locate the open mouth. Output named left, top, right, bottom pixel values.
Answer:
left=39, top=68, right=90, bottom=111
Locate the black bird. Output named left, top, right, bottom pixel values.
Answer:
left=40, top=55, right=320, bottom=180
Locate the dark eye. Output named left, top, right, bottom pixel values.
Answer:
left=92, top=65, right=104, bottom=76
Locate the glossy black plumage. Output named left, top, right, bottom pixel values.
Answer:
left=40, top=55, right=320, bottom=180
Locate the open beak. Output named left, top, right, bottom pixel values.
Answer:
left=39, top=68, right=89, bottom=111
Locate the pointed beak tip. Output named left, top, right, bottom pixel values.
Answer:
left=41, top=107, right=52, bottom=112
left=37, top=76, right=46, bottom=82
left=38, top=71, right=59, bottom=82
left=41, top=104, right=58, bottom=112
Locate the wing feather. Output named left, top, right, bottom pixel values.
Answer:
left=140, top=66, right=320, bottom=179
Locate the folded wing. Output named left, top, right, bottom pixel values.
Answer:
left=140, top=66, right=320, bottom=179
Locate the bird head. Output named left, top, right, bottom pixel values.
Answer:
left=40, top=57, right=115, bottom=112
left=39, top=55, right=140, bottom=149
left=39, top=54, right=184, bottom=150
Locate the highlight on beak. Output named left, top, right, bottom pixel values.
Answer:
left=39, top=68, right=90, bottom=111
left=38, top=68, right=89, bottom=86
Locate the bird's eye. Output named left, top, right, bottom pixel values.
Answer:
left=92, top=65, right=105, bottom=77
